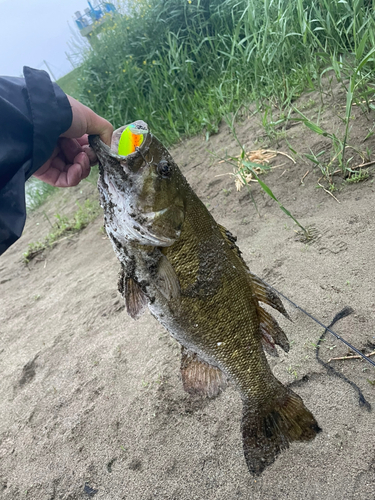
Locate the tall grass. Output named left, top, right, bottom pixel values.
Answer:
left=79, top=0, right=375, bottom=136
left=57, top=67, right=82, bottom=98
left=77, top=0, right=375, bottom=145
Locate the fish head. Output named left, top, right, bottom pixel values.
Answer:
left=89, top=121, right=186, bottom=247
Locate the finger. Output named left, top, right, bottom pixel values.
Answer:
left=75, top=135, right=97, bottom=165
left=58, top=137, right=83, bottom=164
left=76, top=135, right=89, bottom=147
left=73, top=151, right=91, bottom=180
left=49, top=155, right=67, bottom=173
left=57, top=156, right=89, bottom=187
left=33, top=146, right=60, bottom=177
left=55, top=164, right=81, bottom=188
left=81, top=144, right=97, bottom=165
left=33, top=156, right=66, bottom=185
left=87, top=110, right=113, bottom=146
left=62, top=152, right=90, bottom=187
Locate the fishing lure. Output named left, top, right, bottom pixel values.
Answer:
left=118, top=123, right=145, bottom=156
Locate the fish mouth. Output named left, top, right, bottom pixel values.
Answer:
left=89, top=135, right=121, bottom=161
left=92, top=121, right=183, bottom=247
left=89, top=120, right=151, bottom=172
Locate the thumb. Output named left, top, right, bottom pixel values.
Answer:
left=62, top=95, right=113, bottom=146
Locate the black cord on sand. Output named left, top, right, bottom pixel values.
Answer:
left=253, top=275, right=373, bottom=411
left=316, top=307, right=371, bottom=411
left=255, top=275, right=375, bottom=369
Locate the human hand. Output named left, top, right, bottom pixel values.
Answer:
left=33, top=95, right=113, bottom=187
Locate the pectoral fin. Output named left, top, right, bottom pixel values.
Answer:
left=180, top=347, right=227, bottom=398
left=156, top=255, right=180, bottom=300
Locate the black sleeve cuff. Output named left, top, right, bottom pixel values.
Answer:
left=0, top=67, right=73, bottom=256
left=23, top=66, right=72, bottom=178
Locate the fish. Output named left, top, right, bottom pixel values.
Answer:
left=89, top=121, right=321, bottom=475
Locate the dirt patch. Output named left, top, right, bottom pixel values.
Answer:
left=1, top=81, right=375, bottom=499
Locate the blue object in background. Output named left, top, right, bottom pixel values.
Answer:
left=103, top=2, right=116, bottom=13
left=88, top=1, right=103, bottom=20
left=75, top=1, right=117, bottom=34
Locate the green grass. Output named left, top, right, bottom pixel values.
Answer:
left=56, top=67, right=82, bottom=98
left=27, top=1, right=375, bottom=222
left=344, top=168, right=370, bottom=183
left=23, top=199, right=101, bottom=263
left=76, top=0, right=375, bottom=148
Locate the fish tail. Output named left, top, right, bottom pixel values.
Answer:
left=241, top=387, right=321, bottom=475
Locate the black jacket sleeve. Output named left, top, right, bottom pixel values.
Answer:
left=0, top=66, right=72, bottom=255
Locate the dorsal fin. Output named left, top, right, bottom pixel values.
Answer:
left=180, top=347, right=228, bottom=398
left=217, top=223, right=246, bottom=263
left=217, top=224, right=290, bottom=321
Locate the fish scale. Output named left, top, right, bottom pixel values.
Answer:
left=89, top=121, right=320, bottom=476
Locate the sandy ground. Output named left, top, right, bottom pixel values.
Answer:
left=1, top=81, right=375, bottom=499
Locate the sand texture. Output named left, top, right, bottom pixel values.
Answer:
left=1, top=82, right=375, bottom=499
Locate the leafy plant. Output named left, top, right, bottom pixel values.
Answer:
left=344, top=169, right=370, bottom=184
left=23, top=199, right=101, bottom=263
left=294, top=45, right=375, bottom=181
left=217, top=119, right=308, bottom=235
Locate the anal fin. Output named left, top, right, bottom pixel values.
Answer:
left=180, top=347, right=227, bottom=398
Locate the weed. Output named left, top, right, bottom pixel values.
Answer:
left=306, top=341, right=318, bottom=349
left=300, top=99, right=316, bottom=111
left=344, top=169, right=370, bottom=184
left=215, top=121, right=307, bottom=235
left=295, top=44, right=375, bottom=181
left=23, top=199, right=101, bottom=263
left=76, top=0, right=375, bottom=147
left=287, top=365, right=299, bottom=379
left=325, top=344, right=336, bottom=351
left=294, top=108, right=350, bottom=181
left=23, top=241, right=47, bottom=263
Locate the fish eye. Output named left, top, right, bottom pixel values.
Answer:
left=157, top=160, right=172, bottom=179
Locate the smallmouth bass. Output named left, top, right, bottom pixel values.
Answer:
left=89, top=122, right=320, bottom=475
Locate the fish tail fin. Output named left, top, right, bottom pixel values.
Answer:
left=241, top=387, right=321, bottom=475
